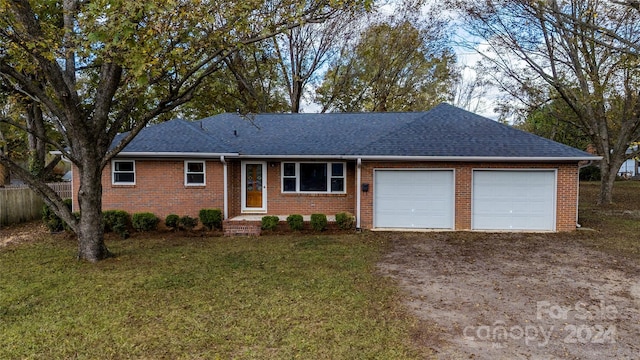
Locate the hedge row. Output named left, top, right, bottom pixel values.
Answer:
left=43, top=205, right=223, bottom=238
left=261, top=212, right=355, bottom=232
left=44, top=205, right=355, bottom=235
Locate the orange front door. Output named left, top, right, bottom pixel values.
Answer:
left=245, top=163, right=263, bottom=208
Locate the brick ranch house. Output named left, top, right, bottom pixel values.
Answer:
left=71, top=103, right=600, bottom=232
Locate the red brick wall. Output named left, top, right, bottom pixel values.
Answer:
left=78, top=158, right=579, bottom=231
left=359, top=161, right=578, bottom=232
left=227, top=160, right=356, bottom=217
left=98, top=159, right=225, bottom=219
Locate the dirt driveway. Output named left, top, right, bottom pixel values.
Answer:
left=377, top=232, right=640, bottom=359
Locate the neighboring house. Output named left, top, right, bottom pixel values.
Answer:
left=618, top=144, right=640, bottom=178
left=618, top=159, right=638, bottom=178
left=72, top=103, right=600, bottom=232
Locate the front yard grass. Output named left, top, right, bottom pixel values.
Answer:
left=578, top=180, right=640, bottom=258
left=0, top=233, right=422, bottom=359
left=3, top=180, right=638, bottom=359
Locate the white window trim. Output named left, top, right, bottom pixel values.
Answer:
left=281, top=161, right=346, bottom=194
left=111, top=159, right=136, bottom=185
left=184, top=160, right=206, bottom=186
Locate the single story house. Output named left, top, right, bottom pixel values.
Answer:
left=72, top=103, right=600, bottom=232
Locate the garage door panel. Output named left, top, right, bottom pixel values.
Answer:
left=472, top=171, right=555, bottom=231
left=374, top=170, right=454, bottom=229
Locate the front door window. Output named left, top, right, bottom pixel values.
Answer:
left=245, top=163, right=263, bottom=208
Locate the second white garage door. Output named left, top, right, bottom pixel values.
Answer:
left=472, top=170, right=556, bottom=231
left=374, top=170, right=454, bottom=229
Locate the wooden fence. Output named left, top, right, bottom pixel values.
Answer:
left=0, top=182, right=72, bottom=227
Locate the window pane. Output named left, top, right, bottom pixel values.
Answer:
left=331, top=178, right=344, bottom=192
left=283, top=163, right=296, bottom=177
left=283, top=178, right=296, bottom=192
left=331, top=163, right=344, bottom=177
left=114, top=173, right=134, bottom=183
left=187, top=174, right=204, bottom=184
left=115, top=161, right=133, bottom=172
left=187, top=162, right=204, bottom=173
left=300, top=163, right=327, bottom=192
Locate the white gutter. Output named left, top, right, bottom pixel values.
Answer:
left=116, top=152, right=238, bottom=158
left=343, top=155, right=604, bottom=162
left=220, top=155, right=228, bottom=220
left=113, top=152, right=601, bottom=162
left=356, top=158, right=362, bottom=230
left=231, top=154, right=602, bottom=162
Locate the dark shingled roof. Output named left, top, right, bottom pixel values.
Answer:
left=116, top=103, right=597, bottom=160
left=114, top=119, right=236, bottom=154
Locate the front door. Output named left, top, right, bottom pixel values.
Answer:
left=242, top=162, right=266, bottom=211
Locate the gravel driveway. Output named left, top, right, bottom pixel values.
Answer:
left=377, top=232, right=640, bottom=359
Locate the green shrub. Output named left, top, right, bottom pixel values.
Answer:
left=286, top=214, right=304, bottom=231
left=199, top=209, right=222, bottom=230
left=310, top=213, right=328, bottom=232
left=335, top=212, right=355, bottom=230
left=102, top=210, right=131, bottom=239
left=42, top=199, right=73, bottom=233
left=179, top=215, right=199, bottom=231
left=261, top=216, right=280, bottom=231
left=132, top=212, right=159, bottom=232
left=165, top=214, right=180, bottom=230
left=580, top=165, right=601, bottom=181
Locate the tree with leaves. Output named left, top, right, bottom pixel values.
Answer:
left=0, top=0, right=369, bottom=262
left=166, top=42, right=291, bottom=121
left=316, top=15, right=456, bottom=112
left=515, top=96, right=591, bottom=151
left=273, top=10, right=360, bottom=113
left=453, top=0, right=640, bottom=204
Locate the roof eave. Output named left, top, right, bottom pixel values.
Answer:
left=114, top=152, right=602, bottom=162
left=345, top=155, right=603, bottom=162
left=116, top=152, right=238, bottom=158
left=238, top=154, right=602, bottom=162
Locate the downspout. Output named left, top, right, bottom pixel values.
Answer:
left=356, top=158, right=362, bottom=230
left=220, top=156, right=228, bottom=220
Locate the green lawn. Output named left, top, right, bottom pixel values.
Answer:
left=578, top=181, right=640, bottom=257
left=0, top=233, right=423, bottom=359
left=4, top=181, right=638, bottom=359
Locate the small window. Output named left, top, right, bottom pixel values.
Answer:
left=112, top=160, right=135, bottom=185
left=330, top=163, right=345, bottom=192
left=283, top=163, right=297, bottom=191
left=281, top=162, right=346, bottom=193
left=185, top=161, right=206, bottom=186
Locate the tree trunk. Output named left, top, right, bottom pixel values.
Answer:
left=26, top=101, right=47, bottom=178
left=76, top=161, right=111, bottom=262
left=599, top=155, right=624, bottom=205
left=599, top=168, right=615, bottom=205
left=290, top=80, right=302, bottom=113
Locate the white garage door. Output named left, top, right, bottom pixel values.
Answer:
left=472, top=170, right=556, bottom=231
left=374, top=170, right=454, bottom=229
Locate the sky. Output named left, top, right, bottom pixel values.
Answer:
left=299, top=0, right=503, bottom=120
